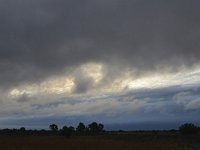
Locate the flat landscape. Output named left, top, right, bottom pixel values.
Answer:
left=0, top=134, right=199, bottom=150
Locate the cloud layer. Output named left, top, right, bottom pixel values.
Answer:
left=1, top=0, right=200, bottom=88
left=0, top=0, right=200, bottom=129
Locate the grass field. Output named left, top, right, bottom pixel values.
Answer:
left=0, top=134, right=199, bottom=150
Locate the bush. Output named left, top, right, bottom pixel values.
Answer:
left=179, top=123, right=199, bottom=135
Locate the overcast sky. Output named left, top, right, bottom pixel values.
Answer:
left=0, top=0, right=200, bottom=130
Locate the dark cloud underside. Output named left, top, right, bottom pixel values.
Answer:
left=0, top=0, right=200, bottom=88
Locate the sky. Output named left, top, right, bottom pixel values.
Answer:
left=0, top=0, right=200, bottom=130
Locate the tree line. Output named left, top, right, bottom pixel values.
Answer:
left=49, top=122, right=104, bottom=137
left=0, top=122, right=199, bottom=137
left=0, top=122, right=104, bottom=138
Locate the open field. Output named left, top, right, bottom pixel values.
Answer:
left=0, top=134, right=199, bottom=150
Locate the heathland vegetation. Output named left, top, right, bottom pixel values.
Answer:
left=0, top=122, right=200, bottom=150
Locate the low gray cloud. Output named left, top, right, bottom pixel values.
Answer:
left=1, top=84, right=200, bottom=129
left=173, top=91, right=200, bottom=110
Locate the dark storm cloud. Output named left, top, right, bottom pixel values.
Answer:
left=0, top=0, right=200, bottom=89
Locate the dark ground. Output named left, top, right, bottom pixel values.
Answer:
left=0, top=133, right=199, bottom=150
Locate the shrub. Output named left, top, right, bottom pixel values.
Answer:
left=179, top=123, right=199, bottom=135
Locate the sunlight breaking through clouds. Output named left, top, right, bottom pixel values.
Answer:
left=9, top=77, right=74, bottom=97
left=8, top=64, right=200, bottom=98
left=128, top=66, right=200, bottom=89
left=80, top=63, right=103, bottom=84
left=1, top=0, right=200, bottom=129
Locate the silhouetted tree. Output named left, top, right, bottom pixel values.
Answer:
left=76, top=122, right=86, bottom=132
left=88, top=122, right=104, bottom=133
left=68, top=126, right=75, bottom=132
left=49, top=124, right=58, bottom=132
left=179, top=123, right=199, bottom=135
left=19, top=127, right=26, bottom=135
left=88, top=122, right=99, bottom=132
left=98, top=123, right=104, bottom=132
left=61, top=126, right=72, bottom=138
left=20, top=127, right=26, bottom=132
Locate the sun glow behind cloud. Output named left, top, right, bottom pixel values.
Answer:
left=9, top=77, right=74, bottom=97
left=8, top=63, right=103, bottom=97
left=128, top=65, right=200, bottom=90
left=8, top=63, right=200, bottom=98
left=80, top=63, right=103, bottom=84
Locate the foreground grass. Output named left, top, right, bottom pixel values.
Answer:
left=0, top=134, right=199, bottom=150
